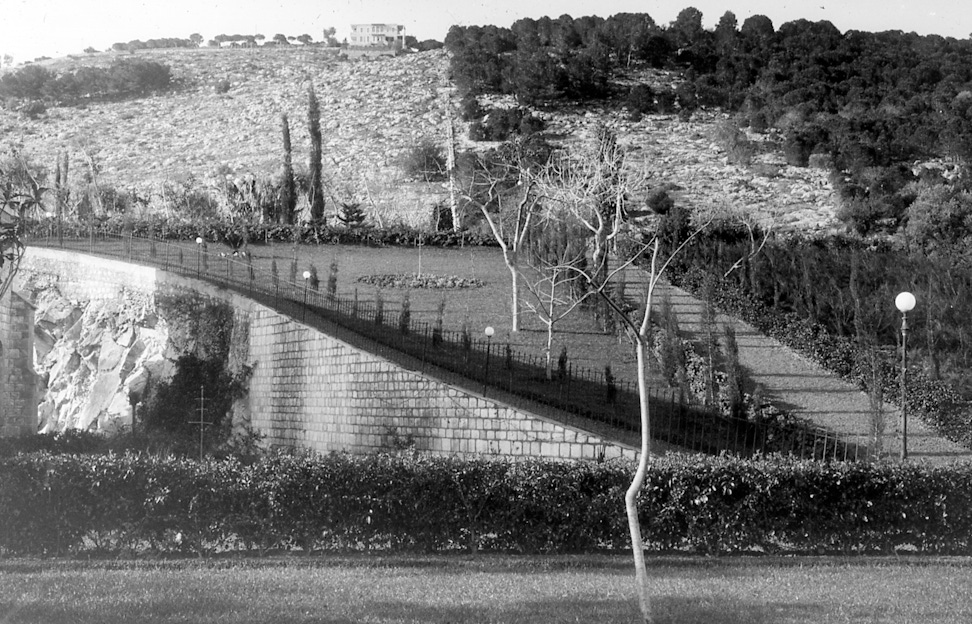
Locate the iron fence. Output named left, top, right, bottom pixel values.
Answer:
left=27, top=229, right=868, bottom=460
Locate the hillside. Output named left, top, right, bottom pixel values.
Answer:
left=2, top=47, right=839, bottom=232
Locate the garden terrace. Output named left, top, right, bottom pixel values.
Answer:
left=24, top=229, right=865, bottom=460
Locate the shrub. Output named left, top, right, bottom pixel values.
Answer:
left=430, top=200, right=453, bottom=231
left=2, top=453, right=972, bottom=556
left=469, top=107, right=545, bottom=142
left=713, top=119, right=755, bottom=166
left=374, top=288, right=384, bottom=325
left=432, top=298, right=446, bottom=345
left=401, top=141, right=447, bottom=182
left=326, top=259, right=338, bottom=299
left=398, top=291, right=411, bottom=334
left=16, top=99, right=47, bottom=118
left=655, top=89, right=677, bottom=114
left=645, top=188, right=676, bottom=215
left=337, top=201, right=367, bottom=228
left=141, top=353, right=244, bottom=450
left=627, top=84, right=655, bottom=116
left=460, top=95, right=483, bottom=123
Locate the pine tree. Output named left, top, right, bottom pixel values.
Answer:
left=337, top=202, right=366, bottom=228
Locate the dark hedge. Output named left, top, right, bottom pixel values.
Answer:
left=2, top=452, right=970, bottom=557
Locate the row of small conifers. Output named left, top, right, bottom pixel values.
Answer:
left=2, top=452, right=971, bottom=557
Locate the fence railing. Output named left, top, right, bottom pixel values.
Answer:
left=26, top=229, right=868, bottom=461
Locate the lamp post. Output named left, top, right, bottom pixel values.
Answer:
left=895, top=291, right=916, bottom=461
left=302, top=270, right=311, bottom=322
left=195, top=237, right=203, bottom=277
left=483, top=326, right=495, bottom=395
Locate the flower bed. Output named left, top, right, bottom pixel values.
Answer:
left=356, top=273, right=486, bottom=289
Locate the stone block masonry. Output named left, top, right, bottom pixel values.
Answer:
left=0, top=289, right=37, bottom=437
left=247, top=309, right=639, bottom=461
left=18, top=248, right=639, bottom=461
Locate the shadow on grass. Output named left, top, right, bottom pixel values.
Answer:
left=365, top=596, right=826, bottom=624
left=653, top=595, right=824, bottom=624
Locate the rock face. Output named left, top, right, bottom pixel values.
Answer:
left=28, top=279, right=170, bottom=433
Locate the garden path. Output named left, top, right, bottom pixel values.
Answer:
left=619, top=266, right=972, bottom=465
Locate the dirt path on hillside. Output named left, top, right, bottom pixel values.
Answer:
left=621, top=265, right=972, bottom=464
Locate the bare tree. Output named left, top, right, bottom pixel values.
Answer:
left=521, top=218, right=590, bottom=378
left=534, top=126, right=631, bottom=331
left=532, top=129, right=720, bottom=623
left=456, top=141, right=547, bottom=332
left=608, top=234, right=707, bottom=624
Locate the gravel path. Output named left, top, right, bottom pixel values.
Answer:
left=626, top=266, right=972, bottom=464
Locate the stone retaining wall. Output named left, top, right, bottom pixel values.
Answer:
left=16, top=248, right=639, bottom=461
left=0, top=288, right=37, bottom=437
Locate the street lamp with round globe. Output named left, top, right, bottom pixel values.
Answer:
left=895, top=291, right=916, bottom=460
left=483, top=326, right=495, bottom=395
left=301, top=271, right=312, bottom=320
left=194, top=237, right=204, bottom=275
left=895, top=292, right=916, bottom=314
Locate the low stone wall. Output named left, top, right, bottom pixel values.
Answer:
left=16, top=248, right=639, bottom=461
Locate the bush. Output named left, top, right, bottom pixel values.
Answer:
left=468, top=107, right=545, bottom=142
left=0, top=59, right=174, bottom=104
left=16, top=99, right=47, bottom=118
left=459, top=94, right=483, bottom=121
left=627, top=84, right=655, bottom=116
left=401, top=141, right=447, bottom=182
left=2, top=453, right=972, bottom=556
left=713, top=119, right=754, bottom=166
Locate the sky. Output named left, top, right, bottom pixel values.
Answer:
left=2, top=0, right=970, bottom=65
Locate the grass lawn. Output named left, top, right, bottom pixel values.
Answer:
left=276, top=241, right=648, bottom=381
left=151, top=236, right=662, bottom=392
left=2, top=555, right=971, bottom=623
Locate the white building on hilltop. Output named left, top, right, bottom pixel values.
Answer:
left=349, top=24, right=405, bottom=47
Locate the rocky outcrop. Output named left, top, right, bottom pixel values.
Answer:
left=27, top=279, right=170, bottom=434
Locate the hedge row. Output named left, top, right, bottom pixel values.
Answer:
left=27, top=218, right=500, bottom=249
left=2, top=452, right=971, bottom=557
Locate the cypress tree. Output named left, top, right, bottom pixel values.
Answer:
left=307, top=85, right=326, bottom=223
left=280, top=113, right=297, bottom=225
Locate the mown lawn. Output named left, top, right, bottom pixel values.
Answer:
left=2, top=555, right=971, bottom=623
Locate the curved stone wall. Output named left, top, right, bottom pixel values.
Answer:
left=17, top=248, right=640, bottom=461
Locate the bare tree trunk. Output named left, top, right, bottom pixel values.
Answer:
left=447, top=113, right=460, bottom=231
left=503, top=251, right=522, bottom=333
left=626, top=332, right=653, bottom=622
left=544, top=277, right=557, bottom=379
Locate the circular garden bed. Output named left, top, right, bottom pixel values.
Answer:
left=356, top=273, right=485, bottom=289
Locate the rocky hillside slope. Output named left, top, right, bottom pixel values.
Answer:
left=4, top=46, right=839, bottom=232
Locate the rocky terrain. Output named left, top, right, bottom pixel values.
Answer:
left=20, top=273, right=169, bottom=433
left=3, top=46, right=840, bottom=232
